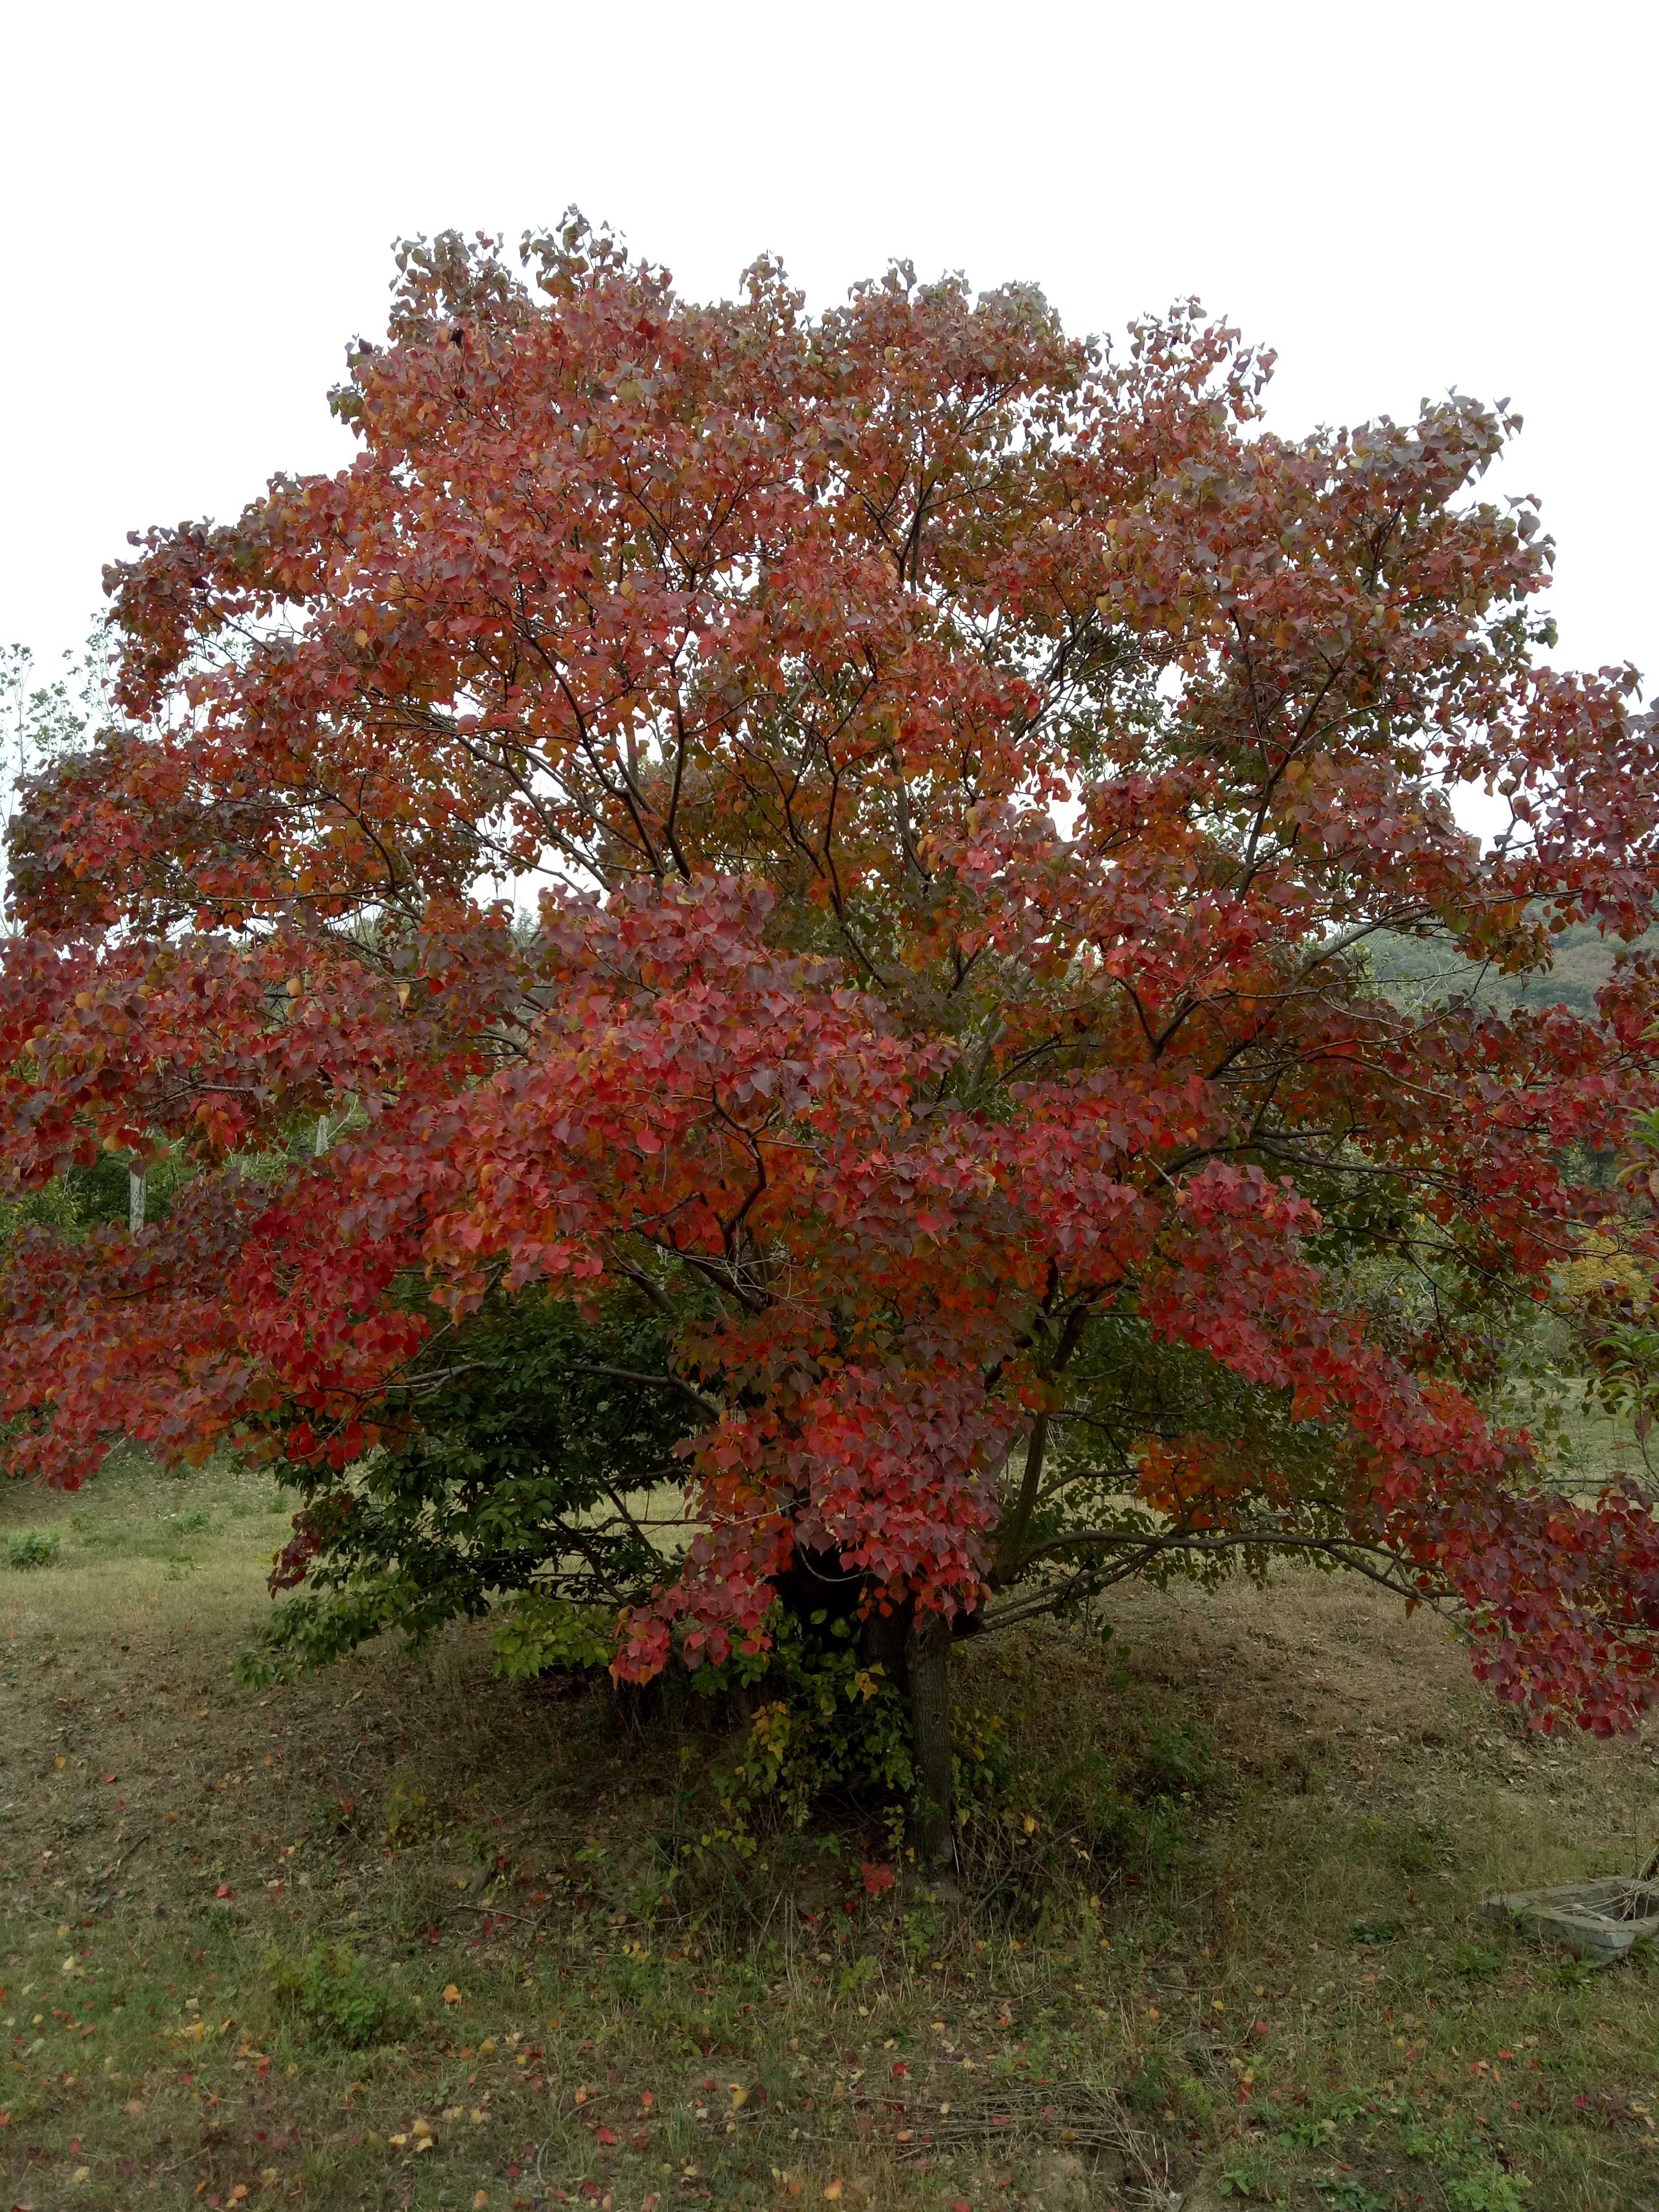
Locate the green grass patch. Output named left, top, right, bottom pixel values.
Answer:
left=4, top=1460, right=1659, bottom=2206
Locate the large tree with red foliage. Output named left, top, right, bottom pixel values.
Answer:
left=6, top=221, right=1659, bottom=1855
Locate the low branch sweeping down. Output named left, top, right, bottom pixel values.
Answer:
left=5, top=219, right=1659, bottom=1735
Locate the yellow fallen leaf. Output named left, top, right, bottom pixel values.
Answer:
left=824, top=2185, right=843, bottom=2203
left=261, top=2172, right=278, bottom=2184
left=55, top=1757, right=66, bottom=1770
left=411, top=2117, right=432, bottom=2138
left=73, top=2172, right=90, bottom=2186
left=471, top=2106, right=485, bottom=2125
left=474, top=2196, right=489, bottom=2210
left=388, top=2133, right=407, bottom=2149
left=442, top=1983, right=461, bottom=2005
left=730, top=2083, right=749, bottom=2109
left=415, top=2138, right=435, bottom=2154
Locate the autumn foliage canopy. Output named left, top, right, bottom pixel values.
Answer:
left=6, top=222, right=1659, bottom=1733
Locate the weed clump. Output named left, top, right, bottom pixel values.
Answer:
left=265, top=1941, right=413, bottom=2049
left=5, top=1529, right=60, bottom=1570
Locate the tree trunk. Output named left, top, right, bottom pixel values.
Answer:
left=860, top=1598, right=911, bottom=1689
left=127, top=1168, right=146, bottom=1236
left=906, top=1607, right=956, bottom=1874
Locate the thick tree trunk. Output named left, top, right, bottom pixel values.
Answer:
left=127, top=1168, right=146, bottom=1236
left=860, top=1598, right=911, bottom=1689
left=906, top=1607, right=956, bottom=1874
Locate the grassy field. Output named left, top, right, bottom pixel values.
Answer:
left=5, top=1459, right=1659, bottom=2211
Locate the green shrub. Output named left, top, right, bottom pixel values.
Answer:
left=491, top=1591, right=617, bottom=1679
left=697, top=1605, right=917, bottom=1832
left=265, top=1942, right=412, bottom=2048
left=0, top=1178, right=81, bottom=1252
left=5, top=1529, right=59, bottom=1570
left=240, top=1280, right=700, bottom=1681
left=1143, top=1719, right=1222, bottom=1794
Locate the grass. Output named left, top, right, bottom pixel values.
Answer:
left=4, top=1457, right=1659, bottom=2210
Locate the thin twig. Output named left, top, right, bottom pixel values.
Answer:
left=85, top=1833, right=146, bottom=1901
left=451, top=1901, right=543, bottom=1928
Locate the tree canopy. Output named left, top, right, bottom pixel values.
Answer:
left=6, top=220, right=1659, bottom=1759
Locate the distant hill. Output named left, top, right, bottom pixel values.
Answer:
left=1362, top=923, right=1659, bottom=1016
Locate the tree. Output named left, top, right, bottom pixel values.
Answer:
left=1, top=640, right=90, bottom=934
left=5, top=220, right=1659, bottom=1864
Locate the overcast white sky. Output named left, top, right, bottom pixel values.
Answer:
left=3, top=0, right=1654, bottom=699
